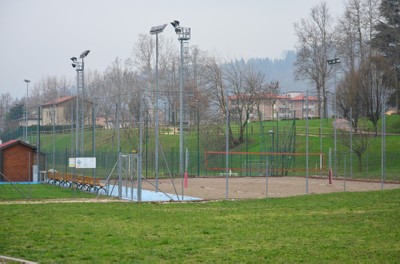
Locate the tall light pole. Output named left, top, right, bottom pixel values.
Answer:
left=327, top=58, right=340, bottom=178
left=71, top=50, right=90, bottom=160
left=24, top=79, right=30, bottom=143
left=171, top=20, right=191, bottom=199
left=150, top=23, right=167, bottom=192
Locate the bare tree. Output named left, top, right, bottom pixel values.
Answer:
left=203, top=57, right=269, bottom=146
left=203, top=55, right=233, bottom=144
left=336, top=56, right=396, bottom=135
left=163, top=56, right=180, bottom=126
left=359, top=56, right=397, bottom=135
left=336, top=0, right=381, bottom=71
left=132, top=34, right=154, bottom=76
left=294, top=2, right=335, bottom=118
left=225, top=61, right=269, bottom=144
left=185, top=45, right=209, bottom=127
left=336, top=69, right=363, bottom=130
left=339, top=119, right=375, bottom=172
left=0, top=93, right=13, bottom=131
left=28, top=75, right=73, bottom=108
left=335, top=0, right=386, bottom=134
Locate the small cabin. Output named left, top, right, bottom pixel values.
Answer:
left=0, top=140, right=40, bottom=182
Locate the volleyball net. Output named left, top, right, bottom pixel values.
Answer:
left=205, top=151, right=325, bottom=177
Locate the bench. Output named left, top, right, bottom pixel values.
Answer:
left=47, top=173, right=107, bottom=194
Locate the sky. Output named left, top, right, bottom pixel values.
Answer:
left=0, top=0, right=345, bottom=99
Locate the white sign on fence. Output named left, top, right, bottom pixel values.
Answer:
left=68, top=158, right=76, bottom=168
left=69, top=157, right=96, bottom=169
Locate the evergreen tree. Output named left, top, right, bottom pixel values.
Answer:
left=6, top=103, right=24, bottom=122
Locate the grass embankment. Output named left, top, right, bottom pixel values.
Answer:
left=0, top=184, right=399, bottom=263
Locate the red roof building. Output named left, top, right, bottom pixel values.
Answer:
left=42, top=95, right=93, bottom=126
left=229, top=92, right=319, bottom=121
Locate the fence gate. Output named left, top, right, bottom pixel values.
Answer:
left=119, top=153, right=139, bottom=201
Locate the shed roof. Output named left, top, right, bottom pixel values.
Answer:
left=0, top=140, right=37, bottom=150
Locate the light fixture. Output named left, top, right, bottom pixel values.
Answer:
left=80, top=50, right=90, bottom=58
left=171, top=20, right=180, bottom=28
left=171, top=20, right=181, bottom=34
left=150, top=24, right=167, bottom=35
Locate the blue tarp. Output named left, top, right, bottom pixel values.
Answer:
left=107, top=184, right=201, bottom=202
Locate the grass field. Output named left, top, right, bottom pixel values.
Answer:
left=1, top=185, right=399, bottom=263
left=0, top=184, right=97, bottom=200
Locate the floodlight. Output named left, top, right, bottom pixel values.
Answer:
left=171, top=20, right=180, bottom=28
left=150, top=24, right=168, bottom=35
left=70, top=57, right=78, bottom=62
left=24, top=79, right=30, bottom=83
left=80, top=50, right=90, bottom=58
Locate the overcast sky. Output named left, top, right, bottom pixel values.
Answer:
left=0, top=0, right=345, bottom=99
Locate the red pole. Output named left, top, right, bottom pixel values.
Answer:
left=184, top=171, right=188, bottom=188
left=328, top=168, right=333, bottom=184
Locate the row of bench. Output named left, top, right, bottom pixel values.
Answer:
left=47, top=172, right=107, bottom=194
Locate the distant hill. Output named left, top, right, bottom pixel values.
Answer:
left=248, top=50, right=310, bottom=93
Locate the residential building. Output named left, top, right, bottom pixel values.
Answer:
left=41, top=96, right=93, bottom=126
left=230, top=92, right=319, bottom=121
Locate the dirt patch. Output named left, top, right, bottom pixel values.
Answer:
left=2, top=177, right=399, bottom=204
left=142, top=176, right=400, bottom=200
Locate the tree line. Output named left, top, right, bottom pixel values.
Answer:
left=294, top=0, right=399, bottom=134
left=1, top=0, right=398, bottom=153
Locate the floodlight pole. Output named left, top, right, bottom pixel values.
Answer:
left=24, top=79, right=30, bottom=143
left=71, top=50, right=90, bottom=162
left=80, top=56, right=86, bottom=157
left=150, top=23, right=167, bottom=192
left=172, top=20, right=191, bottom=200
left=327, top=58, right=340, bottom=179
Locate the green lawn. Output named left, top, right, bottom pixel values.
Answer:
left=1, top=185, right=399, bottom=263
left=0, top=184, right=97, bottom=200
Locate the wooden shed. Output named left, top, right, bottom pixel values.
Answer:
left=0, top=140, right=39, bottom=182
